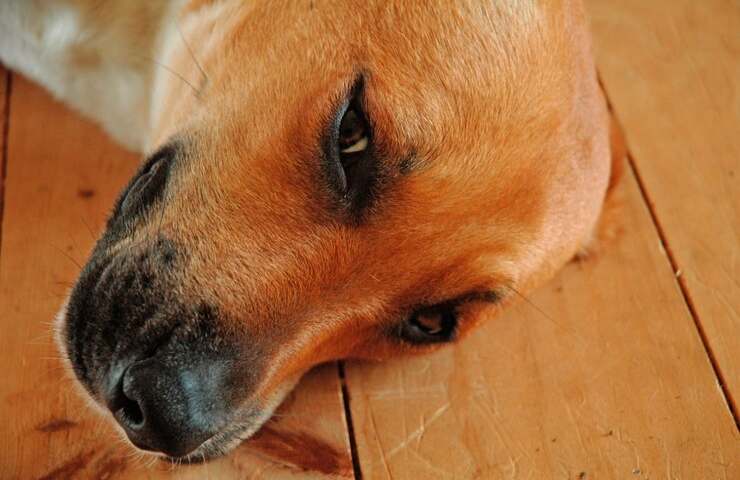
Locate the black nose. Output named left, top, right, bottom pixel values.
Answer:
left=106, top=357, right=225, bottom=458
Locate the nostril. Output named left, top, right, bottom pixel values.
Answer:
left=107, top=363, right=147, bottom=432
left=115, top=143, right=176, bottom=221
left=116, top=392, right=145, bottom=429
left=107, top=364, right=146, bottom=432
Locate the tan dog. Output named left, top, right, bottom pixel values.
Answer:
left=0, top=0, right=619, bottom=461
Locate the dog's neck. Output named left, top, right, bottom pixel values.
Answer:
left=0, top=0, right=194, bottom=152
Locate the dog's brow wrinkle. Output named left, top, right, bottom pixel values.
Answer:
left=398, top=151, right=422, bottom=175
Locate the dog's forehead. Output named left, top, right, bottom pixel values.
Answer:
left=186, top=1, right=572, bottom=168
left=174, top=1, right=591, bottom=118
left=155, top=0, right=593, bottom=165
left=157, top=0, right=585, bottom=150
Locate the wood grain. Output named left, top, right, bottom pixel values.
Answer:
left=2, top=2, right=739, bottom=478
left=344, top=167, right=739, bottom=478
left=0, top=65, right=8, bottom=246
left=0, top=75, right=353, bottom=479
left=586, top=0, right=740, bottom=411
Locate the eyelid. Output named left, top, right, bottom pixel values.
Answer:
left=322, top=75, right=380, bottom=221
left=417, top=290, right=502, bottom=311
left=326, top=97, right=352, bottom=193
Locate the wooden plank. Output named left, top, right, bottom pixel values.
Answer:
left=0, top=75, right=353, bottom=479
left=0, top=65, right=8, bottom=246
left=344, top=166, right=739, bottom=478
left=585, top=0, right=740, bottom=411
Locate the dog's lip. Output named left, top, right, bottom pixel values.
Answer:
left=160, top=431, right=227, bottom=463
left=156, top=402, right=272, bottom=462
left=158, top=421, right=253, bottom=462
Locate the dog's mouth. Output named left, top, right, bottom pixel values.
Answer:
left=157, top=407, right=266, bottom=463
left=159, top=389, right=293, bottom=463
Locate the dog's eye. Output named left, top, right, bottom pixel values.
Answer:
left=324, top=79, right=377, bottom=216
left=333, top=96, right=372, bottom=193
left=399, top=305, right=458, bottom=344
left=338, top=106, right=369, bottom=154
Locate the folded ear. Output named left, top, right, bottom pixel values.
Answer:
left=591, top=71, right=628, bottom=195
left=574, top=79, right=627, bottom=261
left=606, top=95, right=627, bottom=196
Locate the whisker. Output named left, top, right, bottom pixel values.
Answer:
left=141, top=55, right=201, bottom=97
left=27, top=328, right=55, bottom=344
left=39, top=323, right=60, bottom=335
left=80, top=216, right=97, bottom=240
left=38, top=355, right=66, bottom=362
left=268, top=413, right=313, bottom=419
left=53, top=245, right=83, bottom=270
left=147, top=454, right=159, bottom=469
left=175, top=18, right=209, bottom=85
left=131, top=450, right=147, bottom=469
left=503, top=284, right=561, bottom=326
left=124, top=446, right=144, bottom=463
left=46, top=292, right=72, bottom=302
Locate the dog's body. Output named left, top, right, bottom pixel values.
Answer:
left=1, top=0, right=618, bottom=462
left=0, top=1, right=178, bottom=150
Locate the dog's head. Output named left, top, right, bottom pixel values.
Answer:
left=58, top=0, right=611, bottom=461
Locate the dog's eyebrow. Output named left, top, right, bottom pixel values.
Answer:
left=398, top=154, right=417, bottom=175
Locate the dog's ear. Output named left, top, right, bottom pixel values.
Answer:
left=595, top=73, right=626, bottom=195
left=606, top=95, right=627, bottom=196
left=573, top=78, right=626, bottom=261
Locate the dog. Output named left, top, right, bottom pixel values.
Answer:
left=0, top=0, right=620, bottom=462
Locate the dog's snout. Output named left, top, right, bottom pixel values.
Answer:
left=106, top=357, right=228, bottom=458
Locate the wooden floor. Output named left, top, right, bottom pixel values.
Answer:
left=1, top=1, right=738, bottom=478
